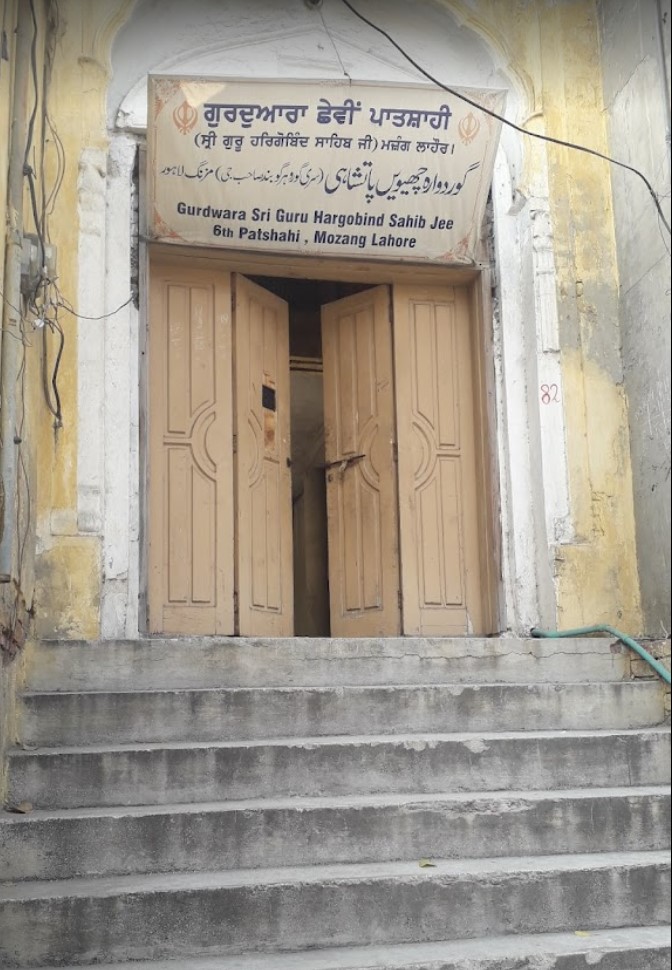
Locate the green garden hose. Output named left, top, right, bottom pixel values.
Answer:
left=531, top=625, right=671, bottom=685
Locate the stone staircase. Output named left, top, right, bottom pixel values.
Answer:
left=0, top=636, right=670, bottom=968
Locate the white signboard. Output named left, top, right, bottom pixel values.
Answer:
left=148, top=76, right=505, bottom=263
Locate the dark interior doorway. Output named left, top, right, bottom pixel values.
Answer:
left=249, top=276, right=370, bottom=635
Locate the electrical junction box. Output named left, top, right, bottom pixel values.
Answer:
left=20, top=233, right=57, bottom=297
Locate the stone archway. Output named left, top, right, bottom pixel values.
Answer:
left=84, top=0, right=569, bottom=636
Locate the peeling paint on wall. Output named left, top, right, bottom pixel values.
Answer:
left=556, top=350, right=642, bottom=632
left=28, top=0, right=655, bottom=638
left=34, top=539, right=101, bottom=641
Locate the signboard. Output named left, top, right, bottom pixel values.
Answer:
left=148, top=76, right=505, bottom=264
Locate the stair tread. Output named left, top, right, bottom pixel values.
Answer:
left=6, top=637, right=670, bottom=964
left=9, top=725, right=671, bottom=757
left=2, top=784, right=670, bottom=823
left=33, top=636, right=623, bottom=647
left=27, top=926, right=672, bottom=970
left=1, top=849, right=667, bottom=901
left=23, top=637, right=635, bottom=693
left=20, top=679, right=661, bottom=697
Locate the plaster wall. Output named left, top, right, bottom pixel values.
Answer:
left=1, top=0, right=50, bottom=793
left=0, top=654, right=22, bottom=802
left=0, top=0, right=16, bottom=315
left=106, top=0, right=554, bottom=636
left=0, top=3, right=17, bottom=792
left=32, top=1, right=130, bottom=640
left=31, top=0, right=644, bottom=639
left=598, top=0, right=671, bottom=636
left=0, top=0, right=17, bottom=616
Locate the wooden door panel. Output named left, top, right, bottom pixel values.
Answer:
left=322, top=286, right=400, bottom=636
left=394, top=285, right=485, bottom=635
left=148, top=266, right=234, bottom=634
left=234, top=274, right=293, bottom=635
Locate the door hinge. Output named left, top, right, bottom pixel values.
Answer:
left=392, top=441, right=398, bottom=462
left=233, top=590, right=239, bottom=616
left=397, top=589, right=402, bottom=610
left=232, top=433, right=237, bottom=454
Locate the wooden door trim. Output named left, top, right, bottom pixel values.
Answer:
left=147, top=260, right=234, bottom=634
left=469, top=271, right=503, bottom=634
left=233, top=274, right=293, bottom=636
left=149, top=243, right=480, bottom=287
left=145, top=248, right=501, bottom=637
left=393, top=282, right=499, bottom=636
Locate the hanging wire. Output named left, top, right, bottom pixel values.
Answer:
left=0, top=286, right=29, bottom=322
left=54, top=294, right=135, bottom=321
left=43, top=111, right=65, bottom=222
left=319, top=4, right=351, bottom=81
left=338, top=0, right=671, bottom=237
left=3, top=0, right=41, bottom=621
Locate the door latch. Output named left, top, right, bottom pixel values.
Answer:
left=323, top=453, right=366, bottom=473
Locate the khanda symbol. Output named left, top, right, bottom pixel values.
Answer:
left=458, top=112, right=480, bottom=145
left=173, top=100, right=198, bottom=135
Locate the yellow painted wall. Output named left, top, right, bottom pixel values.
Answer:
left=32, top=1, right=134, bottom=638
left=445, top=0, right=643, bottom=632
left=2, top=0, right=52, bottom=625
left=1, top=0, right=49, bottom=798
left=31, top=0, right=643, bottom=636
left=0, top=0, right=17, bottom=305
left=0, top=0, right=17, bottom=574
left=536, top=1, right=641, bottom=631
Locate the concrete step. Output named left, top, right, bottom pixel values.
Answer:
left=23, top=636, right=632, bottom=691
left=7, top=727, right=670, bottom=810
left=1, top=787, right=669, bottom=882
left=25, top=926, right=672, bottom=970
left=0, top=851, right=668, bottom=966
left=18, top=680, right=667, bottom=747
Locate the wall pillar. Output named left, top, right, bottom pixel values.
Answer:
left=101, top=134, right=140, bottom=638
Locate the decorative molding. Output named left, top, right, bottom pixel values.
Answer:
left=438, top=0, right=537, bottom=119
left=89, top=0, right=136, bottom=73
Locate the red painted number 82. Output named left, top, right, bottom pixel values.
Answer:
left=540, top=383, right=559, bottom=404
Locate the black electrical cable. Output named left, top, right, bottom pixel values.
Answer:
left=17, top=449, right=32, bottom=613
left=21, top=0, right=65, bottom=427
left=44, top=112, right=65, bottom=221
left=40, top=323, right=62, bottom=425
left=338, top=0, right=671, bottom=237
left=55, top=295, right=134, bottom=321
left=4, top=0, right=41, bottom=608
left=48, top=320, right=64, bottom=427
left=14, top=294, right=31, bottom=606
left=22, top=0, right=39, bottom=172
left=38, top=38, right=48, bottom=243
left=40, top=4, right=65, bottom=232
left=22, top=2, right=49, bottom=291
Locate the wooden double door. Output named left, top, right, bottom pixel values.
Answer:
left=148, top=262, right=489, bottom=637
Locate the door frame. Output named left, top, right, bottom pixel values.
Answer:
left=145, top=244, right=502, bottom=635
